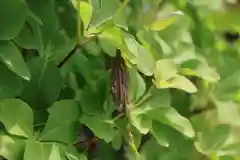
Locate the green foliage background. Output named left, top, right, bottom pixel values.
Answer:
left=0, top=0, right=240, bottom=159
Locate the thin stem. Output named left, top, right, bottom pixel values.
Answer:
left=76, top=0, right=81, bottom=46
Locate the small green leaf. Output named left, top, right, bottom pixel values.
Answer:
left=0, top=40, right=31, bottom=80
left=24, top=139, right=46, bottom=160
left=13, top=23, right=38, bottom=50
left=130, top=113, right=151, bottom=134
left=128, top=68, right=146, bottom=102
left=24, top=139, right=65, bottom=160
left=0, top=62, right=24, bottom=99
left=80, top=2, right=93, bottom=29
left=158, top=75, right=197, bottom=93
left=0, top=134, right=25, bottom=160
left=154, top=59, right=178, bottom=82
left=39, top=100, right=80, bottom=144
left=111, top=130, right=123, bottom=150
left=0, top=0, right=28, bottom=39
left=90, top=0, right=120, bottom=27
left=151, top=121, right=169, bottom=147
left=194, top=124, right=231, bottom=154
left=79, top=115, right=115, bottom=143
left=137, top=46, right=155, bottom=76
left=148, top=11, right=184, bottom=31
left=0, top=99, right=33, bottom=138
left=65, top=146, right=87, bottom=160
left=149, top=107, right=195, bottom=138
left=134, top=88, right=171, bottom=114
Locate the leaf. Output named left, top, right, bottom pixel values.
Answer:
left=0, top=40, right=31, bottom=80
left=26, top=0, right=59, bottom=33
left=128, top=68, right=146, bottom=103
left=157, top=75, right=197, bottom=93
left=39, top=100, right=80, bottom=144
left=65, top=146, right=87, bottom=160
left=24, top=139, right=46, bottom=160
left=151, top=121, right=169, bottom=147
left=0, top=99, right=33, bottom=138
left=13, top=22, right=38, bottom=50
left=0, top=134, right=25, bottom=160
left=137, top=46, right=155, bottom=76
left=180, top=59, right=220, bottom=83
left=24, top=139, right=65, bottom=160
left=148, top=11, right=184, bottom=31
left=90, top=0, right=120, bottom=27
left=79, top=2, right=93, bottom=29
left=130, top=113, right=152, bottom=134
left=148, top=107, right=195, bottom=138
left=0, top=0, right=28, bottom=40
left=111, top=130, right=123, bottom=150
left=214, top=100, right=240, bottom=126
left=134, top=87, right=171, bottom=115
left=48, top=144, right=64, bottom=160
left=20, top=58, right=63, bottom=109
left=79, top=115, right=115, bottom=143
left=154, top=59, right=178, bottom=82
left=194, top=124, right=231, bottom=154
left=0, top=62, right=24, bottom=99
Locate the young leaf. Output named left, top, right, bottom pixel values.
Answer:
left=154, top=59, right=178, bottom=82
left=39, top=100, right=80, bottom=144
left=79, top=2, right=93, bottom=29
left=0, top=40, right=31, bottom=80
left=148, top=11, right=184, bottom=31
left=0, top=99, right=34, bottom=138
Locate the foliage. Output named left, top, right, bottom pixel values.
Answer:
left=0, top=0, right=240, bottom=159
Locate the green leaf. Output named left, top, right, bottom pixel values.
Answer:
left=137, top=46, right=155, bottom=76
left=0, top=0, right=28, bottom=40
left=154, top=59, right=178, bottom=82
left=39, top=100, right=80, bottom=144
left=80, top=2, right=93, bottom=30
left=20, top=58, right=63, bottom=109
left=128, top=68, right=146, bottom=103
left=157, top=75, right=197, bottom=93
left=194, top=124, right=231, bottom=154
left=0, top=99, right=33, bottom=138
left=148, top=11, right=184, bottom=31
left=13, top=22, right=38, bottom=50
left=111, top=130, right=123, bottom=150
left=151, top=121, right=169, bottom=147
left=79, top=115, right=114, bottom=143
left=130, top=113, right=152, bottom=134
left=26, top=0, right=59, bottom=33
left=0, top=62, right=24, bottom=99
left=0, top=40, right=31, bottom=80
left=214, top=100, right=240, bottom=126
left=24, top=139, right=65, bottom=160
left=134, top=88, right=171, bottom=114
left=148, top=107, right=195, bottom=138
left=0, top=134, right=25, bottom=160
left=90, top=0, right=120, bottom=27
left=65, top=146, right=87, bottom=160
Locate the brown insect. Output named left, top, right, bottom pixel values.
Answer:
left=111, top=49, right=129, bottom=113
